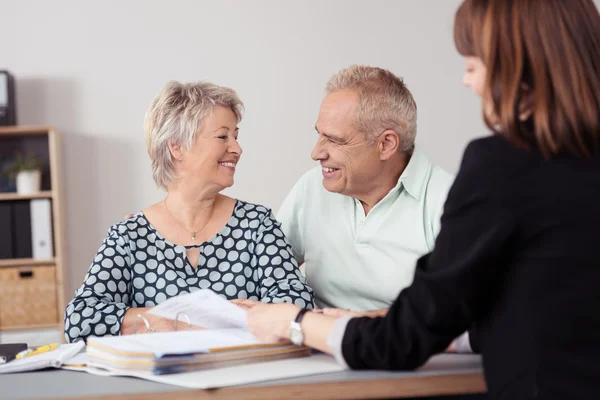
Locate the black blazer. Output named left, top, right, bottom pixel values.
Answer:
left=341, top=135, right=600, bottom=400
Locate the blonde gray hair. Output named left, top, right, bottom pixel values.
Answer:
left=326, top=65, right=417, bottom=153
left=144, top=81, right=244, bottom=190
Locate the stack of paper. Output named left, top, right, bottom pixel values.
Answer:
left=87, top=328, right=310, bottom=375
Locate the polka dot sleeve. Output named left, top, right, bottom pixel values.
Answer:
left=64, top=226, right=131, bottom=343
left=253, top=212, right=315, bottom=309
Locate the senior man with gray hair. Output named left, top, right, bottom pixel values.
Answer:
left=279, top=65, right=472, bottom=352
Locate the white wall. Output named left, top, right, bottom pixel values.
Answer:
left=1, top=0, right=487, bottom=294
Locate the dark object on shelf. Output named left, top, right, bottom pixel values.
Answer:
left=12, top=200, right=33, bottom=258
left=0, top=203, right=13, bottom=259
left=0, top=70, right=16, bottom=126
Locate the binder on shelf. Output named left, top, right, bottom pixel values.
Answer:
left=30, top=199, right=54, bottom=259
left=0, top=203, right=13, bottom=259
left=12, top=200, right=33, bottom=258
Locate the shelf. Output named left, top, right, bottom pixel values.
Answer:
left=0, top=322, right=61, bottom=332
left=0, top=191, right=54, bottom=201
left=0, top=258, right=56, bottom=268
left=0, top=125, right=51, bottom=136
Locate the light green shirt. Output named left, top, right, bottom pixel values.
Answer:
left=278, top=149, right=454, bottom=311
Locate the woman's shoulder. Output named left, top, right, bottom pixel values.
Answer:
left=464, top=134, right=522, bottom=160
left=106, top=212, right=149, bottom=238
left=232, top=198, right=273, bottom=219
left=452, top=135, right=539, bottom=202
left=461, top=134, right=535, bottom=176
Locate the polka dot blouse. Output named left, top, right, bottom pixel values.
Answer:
left=64, top=200, right=314, bottom=342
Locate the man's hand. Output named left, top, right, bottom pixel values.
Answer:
left=320, top=308, right=389, bottom=318
left=230, top=298, right=262, bottom=310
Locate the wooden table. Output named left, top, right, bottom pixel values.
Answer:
left=0, top=353, right=486, bottom=399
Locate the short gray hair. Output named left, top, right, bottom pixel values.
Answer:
left=144, top=81, right=244, bottom=190
left=326, top=65, right=417, bottom=153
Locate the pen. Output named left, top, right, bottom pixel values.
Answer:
left=15, top=343, right=58, bottom=359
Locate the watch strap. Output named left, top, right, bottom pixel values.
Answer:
left=294, top=308, right=310, bottom=324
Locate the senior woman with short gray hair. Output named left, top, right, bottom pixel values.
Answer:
left=64, top=81, right=314, bottom=342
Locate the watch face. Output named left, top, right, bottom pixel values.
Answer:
left=289, top=323, right=304, bottom=345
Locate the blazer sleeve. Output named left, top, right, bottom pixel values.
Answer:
left=341, top=138, right=517, bottom=370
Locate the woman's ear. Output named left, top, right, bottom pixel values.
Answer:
left=168, top=138, right=184, bottom=161
left=519, top=83, right=533, bottom=121
left=378, top=130, right=400, bottom=160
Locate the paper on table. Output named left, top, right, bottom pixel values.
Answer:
left=0, top=342, right=85, bottom=374
left=147, top=289, right=247, bottom=329
left=62, top=350, right=88, bottom=368
left=88, top=328, right=268, bottom=357
left=84, top=353, right=345, bottom=389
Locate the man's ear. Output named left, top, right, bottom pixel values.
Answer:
left=168, top=138, right=184, bottom=161
left=378, top=130, right=400, bottom=160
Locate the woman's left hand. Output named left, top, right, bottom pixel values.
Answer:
left=246, top=302, right=301, bottom=342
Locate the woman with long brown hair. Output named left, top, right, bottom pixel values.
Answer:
left=244, top=0, right=600, bottom=398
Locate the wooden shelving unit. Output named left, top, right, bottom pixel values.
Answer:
left=0, top=191, right=54, bottom=201
left=0, top=126, right=67, bottom=336
left=0, top=258, right=56, bottom=268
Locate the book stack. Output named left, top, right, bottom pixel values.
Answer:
left=0, top=199, right=53, bottom=259
left=86, top=329, right=310, bottom=375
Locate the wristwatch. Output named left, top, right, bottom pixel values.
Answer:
left=288, top=308, right=310, bottom=345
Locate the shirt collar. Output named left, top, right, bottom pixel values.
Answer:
left=394, top=148, right=432, bottom=201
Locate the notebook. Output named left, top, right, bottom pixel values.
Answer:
left=0, top=342, right=85, bottom=374
left=0, top=343, right=27, bottom=364
left=86, top=328, right=310, bottom=375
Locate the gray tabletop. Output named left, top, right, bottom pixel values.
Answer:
left=0, top=353, right=484, bottom=400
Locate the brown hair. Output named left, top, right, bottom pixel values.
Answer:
left=454, top=0, right=600, bottom=157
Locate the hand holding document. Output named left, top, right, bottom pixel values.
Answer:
left=147, top=289, right=248, bottom=329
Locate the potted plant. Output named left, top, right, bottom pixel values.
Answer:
left=3, top=153, right=43, bottom=195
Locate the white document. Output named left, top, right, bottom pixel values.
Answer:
left=88, top=328, right=266, bottom=357
left=0, top=342, right=85, bottom=374
left=62, top=350, right=88, bottom=369
left=30, top=198, right=54, bottom=259
left=84, top=353, right=345, bottom=389
left=147, top=289, right=247, bottom=329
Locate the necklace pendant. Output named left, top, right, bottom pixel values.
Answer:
left=191, top=233, right=196, bottom=240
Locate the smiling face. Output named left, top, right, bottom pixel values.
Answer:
left=175, top=106, right=242, bottom=191
left=312, top=89, right=382, bottom=198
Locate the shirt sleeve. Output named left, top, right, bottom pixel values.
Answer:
left=252, top=211, right=315, bottom=309
left=452, top=331, right=473, bottom=353
left=277, top=174, right=306, bottom=265
left=326, top=316, right=352, bottom=368
left=64, top=225, right=132, bottom=342
left=341, top=139, right=516, bottom=370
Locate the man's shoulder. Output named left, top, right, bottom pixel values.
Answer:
left=412, top=149, right=454, bottom=200
left=297, top=165, right=325, bottom=186
left=288, top=166, right=331, bottom=199
left=427, top=162, right=455, bottom=196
